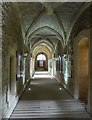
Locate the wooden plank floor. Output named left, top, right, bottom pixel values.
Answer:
left=10, top=72, right=91, bottom=119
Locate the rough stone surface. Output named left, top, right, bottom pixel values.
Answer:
left=0, top=3, right=2, bottom=120
left=1, top=3, right=30, bottom=119
left=1, top=2, right=92, bottom=119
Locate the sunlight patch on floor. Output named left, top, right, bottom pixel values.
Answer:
left=32, top=71, right=52, bottom=78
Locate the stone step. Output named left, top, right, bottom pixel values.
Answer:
left=10, top=100, right=91, bottom=119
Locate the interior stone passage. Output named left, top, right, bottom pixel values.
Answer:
left=1, top=2, right=92, bottom=120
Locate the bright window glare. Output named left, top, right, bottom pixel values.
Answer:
left=37, top=54, right=46, bottom=60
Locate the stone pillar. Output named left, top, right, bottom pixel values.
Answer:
left=73, top=45, right=79, bottom=99
left=23, top=57, right=26, bottom=85
left=52, top=54, right=55, bottom=77
left=25, top=54, right=30, bottom=80
left=30, top=57, right=32, bottom=78
left=0, top=4, right=2, bottom=119
left=32, top=59, right=35, bottom=75
left=54, top=59, right=56, bottom=75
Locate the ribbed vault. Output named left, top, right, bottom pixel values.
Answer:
left=14, top=2, right=91, bottom=50
left=33, top=43, right=53, bottom=59
left=31, top=39, right=55, bottom=53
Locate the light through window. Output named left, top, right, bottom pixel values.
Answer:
left=37, top=54, right=46, bottom=60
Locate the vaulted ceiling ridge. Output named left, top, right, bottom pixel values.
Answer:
left=53, top=11, right=66, bottom=40
left=33, top=51, right=51, bottom=59
left=26, top=14, right=65, bottom=41
left=66, top=2, right=91, bottom=45
left=25, top=3, right=65, bottom=39
left=15, top=2, right=90, bottom=49
left=31, top=39, right=54, bottom=52
left=27, top=26, right=64, bottom=47
left=33, top=44, right=52, bottom=58
left=31, top=37, right=53, bottom=47
left=41, top=3, right=65, bottom=38
left=25, top=10, right=46, bottom=37
left=33, top=44, right=52, bottom=52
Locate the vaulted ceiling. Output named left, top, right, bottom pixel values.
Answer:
left=33, top=43, right=53, bottom=59
left=14, top=2, right=90, bottom=52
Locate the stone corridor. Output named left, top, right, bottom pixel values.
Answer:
left=0, top=1, right=92, bottom=120
left=10, top=72, right=90, bottom=119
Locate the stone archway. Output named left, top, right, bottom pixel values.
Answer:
left=76, top=37, right=89, bottom=104
left=35, top=53, right=48, bottom=71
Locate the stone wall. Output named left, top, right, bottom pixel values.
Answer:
left=55, top=39, right=74, bottom=96
left=70, top=4, right=92, bottom=114
left=0, top=3, right=2, bottom=120
left=61, top=4, right=92, bottom=98
left=1, top=3, right=30, bottom=118
left=70, top=6, right=91, bottom=40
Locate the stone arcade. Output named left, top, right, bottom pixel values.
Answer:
left=0, top=1, right=92, bottom=119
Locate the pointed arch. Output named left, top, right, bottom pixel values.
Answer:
left=27, top=26, right=64, bottom=47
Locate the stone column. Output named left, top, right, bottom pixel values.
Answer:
left=32, top=59, right=35, bottom=75
left=30, top=57, right=32, bottom=78
left=26, top=54, right=30, bottom=80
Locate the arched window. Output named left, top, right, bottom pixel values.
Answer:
left=37, top=54, right=46, bottom=60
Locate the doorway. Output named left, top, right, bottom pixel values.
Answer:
left=77, top=37, right=89, bottom=104
left=35, top=53, right=48, bottom=71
